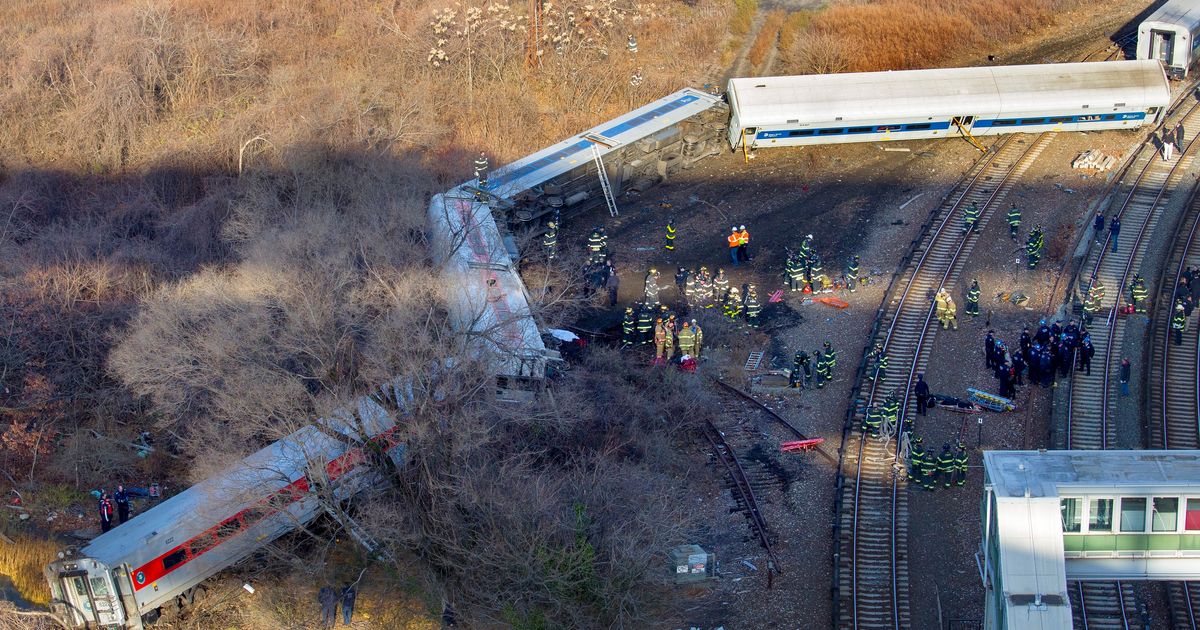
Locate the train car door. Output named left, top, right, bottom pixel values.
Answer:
left=951, top=116, right=975, bottom=133
left=1149, top=30, right=1175, bottom=64
left=56, top=568, right=127, bottom=627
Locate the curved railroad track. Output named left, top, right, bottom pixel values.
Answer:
left=1147, top=177, right=1200, bottom=630
left=1066, top=98, right=1200, bottom=450
left=702, top=419, right=781, bottom=585
left=834, top=132, right=1053, bottom=630
left=1071, top=580, right=1139, bottom=630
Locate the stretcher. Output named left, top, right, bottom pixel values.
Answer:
left=967, top=387, right=1015, bottom=412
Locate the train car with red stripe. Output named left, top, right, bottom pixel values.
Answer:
left=43, top=393, right=405, bottom=629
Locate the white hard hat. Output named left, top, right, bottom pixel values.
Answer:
left=739, top=225, right=746, bottom=230
left=731, top=226, right=737, bottom=232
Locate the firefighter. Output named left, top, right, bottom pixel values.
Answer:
left=712, top=268, right=730, bottom=303
left=936, top=288, right=958, bottom=330
left=918, top=443, right=938, bottom=490
left=814, top=349, right=831, bottom=388
left=881, top=391, right=900, bottom=430
left=862, top=404, right=883, bottom=435
left=543, top=220, right=558, bottom=260
left=724, top=286, right=743, bottom=319
left=685, top=268, right=698, bottom=305
left=965, top=279, right=981, bottom=318
left=1129, top=274, right=1149, bottom=314
left=473, top=152, right=489, bottom=190
left=737, top=225, right=750, bottom=262
left=963, top=201, right=980, bottom=233
left=909, top=437, right=927, bottom=486
left=644, top=268, right=661, bottom=307
left=654, top=318, right=674, bottom=360
left=621, top=306, right=636, bottom=346
left=587, top=227, right=608, bottom=264
left=745, top=286, right=762, bottom=327
left=823, top=341, right=838, bottom=378
left=1006, top=203, right=1021, bottom=240
left=954, top=442, right=969, bottom=487
left=636, top=304, right=654, bottom=345
left=665, top=217, right=677, bottom=251
left=846, top=255, right=861, bottom=292
left=696, top=267, right=713, bottom=309
left=786, top=252, right=804, bottom=291
left=1026, top=226, right=1044, bottom=269
left=727, top=227, right=740, bottom=265
left=799, top=234, right=813, bottom=261
left=808, top=251, right=825, bottom=292
left=1173, top=302, right=1187, bottom=345
left=792, top=350, right=813, bottom=388
left=867, top=342, right=888, bottom=381
left=1083, top=276, right=1105, bottom=326
left=677, top=320, right=696, bottom=357
left=691, top=319, right=704, bottom=357
left=937, top=443, right=956, bottom=489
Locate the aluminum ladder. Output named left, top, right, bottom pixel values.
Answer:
left=585, top=133, right=620, bottom=217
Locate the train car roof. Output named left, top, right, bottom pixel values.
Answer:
left=428, top=192, right=547, bottom=379
left=81, top=425, right=347, bottom=569
left=1143, top=0, right=1200, bottom=28
left=990, top=493, right=1073, bottom=629
left=477, top=88, right=722, bottom=198
left=984, top=450, right=1200, bottom=498
left=728, top=60, right=1170, bottom=126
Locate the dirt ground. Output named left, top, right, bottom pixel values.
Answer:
left=558, top=1, right=1166, bottom=628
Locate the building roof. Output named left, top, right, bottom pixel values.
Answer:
left=728, top=60, right=1169, bottom=127
left=984, top=450, right=1200, bottom=498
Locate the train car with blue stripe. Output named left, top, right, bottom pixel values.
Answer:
left=727, top=60, right=1170, bottom=151
left=1138, top=0, right=1200, bottom=79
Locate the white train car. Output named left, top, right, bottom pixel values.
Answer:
left=727, top=60, right=1170, bottom=151
left=44, top=394, right=405, bottom=629
left=1138, top=0, right=1200, bottom=78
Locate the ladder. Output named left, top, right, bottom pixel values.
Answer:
left=952, top=118, right=988, bottom=154
left=326, top=506, right=394, bottom=563
left=585, top=134, right=620, bottom=217
left=743, top=351, right=764, bottom=371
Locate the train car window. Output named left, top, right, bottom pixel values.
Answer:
left=1101, top=115, right=1116, bottom=121
left=1149, top=107, right=1160, bottom=115
left=187, top=534, right=215, bottom=556
left=817, top=128, right=845, bottom=135
left=905, top=123, right=931, bottom=131
left=1187, top=499, right=1200, bottom=530
left=1153, top=497, right=1179, bottom=532
left=1060, top=498, right=1082, bottom=533
left=89, top=577, right=110, bottom=597
left=992, top=119, right=1017, bottom=127
left=877, top=125, right=902, bottom=132
left=1089, top=498, right=1113, bottom=532
left=1120, top=497, right=1147, bottom=532
left=216, top=520, right=242, bottom=540
left=847, top=127, right=873, bottom=134
left=1049, top=117, right=1071, bottom=123
left=162, top=548, right=188, bottom=571
left=72, top=577, right=88, bottom=597
left=1019, top=119, right=1045, bottom=125
left=788, top=130, right=814, bottom=137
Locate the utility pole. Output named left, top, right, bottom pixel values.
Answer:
left=525, top=0, right=543, bottom=69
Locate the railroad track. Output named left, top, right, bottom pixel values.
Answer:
left=834, top=132, right=1053, bottom=630
left=702, top=419, right=781, bottom=585
left=1071, top=581, right=1139, bottom=630
left=1066, top=98, right=1200, bottom=450
left=1146, top=171, right=1200, bottom=630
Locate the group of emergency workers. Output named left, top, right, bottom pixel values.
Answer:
left=788, top=341, right=838, bottom=389
left=1172, top=267, right=1200, bottom=345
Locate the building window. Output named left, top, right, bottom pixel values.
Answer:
left=1187, top=499, right=1200, bottom=530
left=1120, top=498, right=1147, bottom=532
left=1061, top=498, right=1082, bottom=532
left=1089, top=498, right=1113, bottom=532
left=1153, top=497, right=1179, bottom=532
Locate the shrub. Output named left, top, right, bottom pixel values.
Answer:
left=0, top=532, right=58, bottom=606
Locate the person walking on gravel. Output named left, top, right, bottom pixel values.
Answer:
left=1092, top=211, right=1105, bottom=245
left=1006, top=203, right=1022, bottom=240
left=1173, top=302, right=1188, bottom=345
left=1119, top=357, right=1132, bottom=397
left=914, top=374, right=931, bottom=416
left=1109, top=216, right=1121, bottom=253
left=1026, top=226, right=1045, bottom=268
left=965, top=279, right=981, bottom=318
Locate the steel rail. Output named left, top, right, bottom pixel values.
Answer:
left=702, top=420, right=781, bottom=584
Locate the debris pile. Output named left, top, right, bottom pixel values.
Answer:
left=1071, top=149, right=1117, bottom=172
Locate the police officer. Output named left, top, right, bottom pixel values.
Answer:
left=1026, top=226, right=1044, bottom=269
left=937, top=443, right=956, bottom=489
left=915, top=374, right=930, bottom=416
left=1078, top=333, right=1095, bottom=376
left=963, top=201, right=980, bottom=233
left=846, top=255, right=861, bottom=292
left=543, top=220, right=558, bottom=260
left=1129, top=274, right=1149, bottom=314
left=965, top=279, right=981, bottom=318
left=745, top=286, right=762, bottom=327
left=665, top=217, right=677, bottom=251
left=954, top=443, right=968, bottom=487
left=621, top=306, right=636, bottom=346
left=1006, top=203, right=1021, bottom=240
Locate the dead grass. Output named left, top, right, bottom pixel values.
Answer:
left=0, top=533, right=58, bottom=606
left=780, top=0, right=1079, bottom=74
left=747, top=10, right=786, bottom=74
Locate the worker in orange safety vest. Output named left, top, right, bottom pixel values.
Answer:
left=727, top=227, right=740, bottom=266
left=737, top=225, right=750, bottom=262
